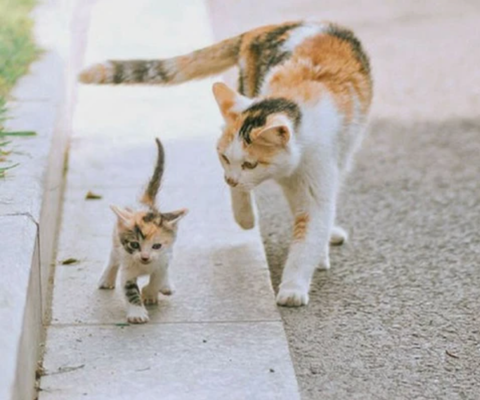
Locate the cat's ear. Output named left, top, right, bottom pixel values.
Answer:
left=250, top=115, right=291, bottom=147
left=110, top=205, right=134, bottom=225
left=162, top=208, right=188, bottom=229
left=212, top=82, right=250, bottom=123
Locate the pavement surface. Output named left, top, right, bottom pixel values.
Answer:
left=207, top=1, right=480, bottom=399
left=39, top=0, right=300, bottom=399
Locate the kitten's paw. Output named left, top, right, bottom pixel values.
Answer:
left=127, top=306, right=150, bottom=324
left=98, top=279, right=115, bottom=290
left=276, top=283, right=309, bottom=307
left=143, top=297, right=158, bottom=306
left=141, top=287, right=159, bottom=305
left=330, top=226, right=347, bottom=246
left=234, top=211, right=255, bottom=230
left=159, top=284, right=175, bottom=296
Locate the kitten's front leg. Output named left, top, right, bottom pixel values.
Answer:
left=121, top=272, right=149, bottom=324
left=142, top=265, right=174, bottom=305
left=277, top=170, right=338, bottom=307
left=98, top=246, right=120, bottom=289
left=230, top=187, right=255, bottom=229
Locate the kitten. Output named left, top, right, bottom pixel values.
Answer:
left=80, top=21, right=372, bottom=307
left=98, top=138, right=187, bottom=323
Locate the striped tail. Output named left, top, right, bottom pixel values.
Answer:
left=140, top=138, right=164, bottom=208
left=79, top=35, right=242, bottom=85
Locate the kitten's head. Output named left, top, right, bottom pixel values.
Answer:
left=212, top=82, right=302, bottom=191
left=111, top=205, right=187, bottom=264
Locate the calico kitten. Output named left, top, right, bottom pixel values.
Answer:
left=98, top=138, right=187, bottom=323
left=80, top=21, right=372, bottom=307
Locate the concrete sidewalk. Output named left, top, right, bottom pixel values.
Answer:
left=39, top=0, right=299, bottom=399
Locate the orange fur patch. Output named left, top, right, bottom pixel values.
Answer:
left=268, top=32, right=372, bottom=121
left=293, top=213, right=310, bottom=241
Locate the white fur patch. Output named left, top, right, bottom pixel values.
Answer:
left=281, top=23, right=325, bottom=53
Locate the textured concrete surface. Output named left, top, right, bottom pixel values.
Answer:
left=41, top=323, right=298, bottom=400
left=40, top=0, right=300, bottom=398
left=0, top=216, right=39, bottom=400
left=0, top=1, right=88, bottom=398
left=207, top=1, right=480, bottom=399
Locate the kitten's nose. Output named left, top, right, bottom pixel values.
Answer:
left=225, top=176, right=238, bottom=187
left=141, top=255, right=150, bottom=262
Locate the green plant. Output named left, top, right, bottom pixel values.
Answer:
left=0, top=0, right=39, bottom=177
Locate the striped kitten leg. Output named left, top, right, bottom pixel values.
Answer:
left=230, top=188, right=255, bottom=230
left=98, top=246, right=120, bottom=289
left=277, top=164, right=339, bottom=307
left=121, top=274, right=149, bottom=324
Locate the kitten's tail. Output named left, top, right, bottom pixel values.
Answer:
left=79, top=35, right=242, bottom=85
left=140, top=138, right=164, bottom=208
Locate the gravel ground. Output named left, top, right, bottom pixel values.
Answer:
left=207, top=1, right=480, bottom=398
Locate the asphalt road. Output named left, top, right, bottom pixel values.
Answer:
left=207, top=1, right=480, bottom=398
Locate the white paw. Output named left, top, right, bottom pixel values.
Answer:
left=276, top=283, right=309, bottom=307
left=141, top=287, right=159, bottom=305
left=98, top=278, right=115, bottom=290
left=316, top=255, right=331, bottom=271
left=330, top=226, right=347, bottom=246
left=159, top=284, right=175, bottom=296
left=234, top=210, right=255, bottom=230
left=127, top=306, right=150, bottom=324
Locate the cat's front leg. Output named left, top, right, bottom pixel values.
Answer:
left=277, top=170, right=338, bottom=307
left=121, top=271, right=149, bottom=324
left=230, top=187, right=255, bottom=229
left=98, top=246, right=120, bottom=289
left=142, top=265, right=174, bottom=305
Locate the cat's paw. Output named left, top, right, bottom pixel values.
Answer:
left=159, top=284, right=175, bottom=296
left=330, top=226, right=347, bottom=246
left=276, top=283, right=309, bottom=307
left=127, top=306, right=150, bottom=324
left=141, top=287, right=159, bottom=305
left=143, top=297, right=158, bottom=306
left=316, top=256, right=331, bottom=271
left=98, top=278, right=115, bottom=290
left=234, top=210, right=255, bottom=230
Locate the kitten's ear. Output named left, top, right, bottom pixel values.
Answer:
left=162, top=208, right=188, bottom=228
left=250, top=115, right=292, bottom=147
left=212, top=82, right=250, bottom=123
left=110, top=205, right=133, bottom=225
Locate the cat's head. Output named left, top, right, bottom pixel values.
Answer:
left=212, top=82, right=302, bottom=191
left=111, top=205, right=187, bottom=264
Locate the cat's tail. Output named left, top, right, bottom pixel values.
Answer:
left=79, top=35, right=241, bottom=85
left=140, top=138, right=164, bottom=208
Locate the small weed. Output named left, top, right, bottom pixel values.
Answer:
left=0, top=0, right=39, bottom=175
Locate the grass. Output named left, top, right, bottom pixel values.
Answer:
left=0, top=0, right=39, bottom=177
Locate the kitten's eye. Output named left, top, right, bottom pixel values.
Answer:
left=130, top=242, right=140, bottom=250
left=152, top=243, right=162, bottom=250
left=242, top=161, right=258, bottom=170
left=221, top=154, right=230, bottom=164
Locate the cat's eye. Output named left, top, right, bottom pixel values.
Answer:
left=152, top=243, right=162, bottom=250
left=221, top=154, right=230, bottom=164
left=130, top=242, right=140, bottom=250
left=242, top=161, right=258, bottom=170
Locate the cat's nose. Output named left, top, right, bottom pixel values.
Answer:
left=141, top=255, right=150, bottom=262
left=225, top=176, right=238, bottom=187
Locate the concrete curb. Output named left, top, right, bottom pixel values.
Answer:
left=0, top=0, right=90, bottom=398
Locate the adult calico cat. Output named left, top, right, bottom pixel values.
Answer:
left=80, top=21, right=373, bottom=307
